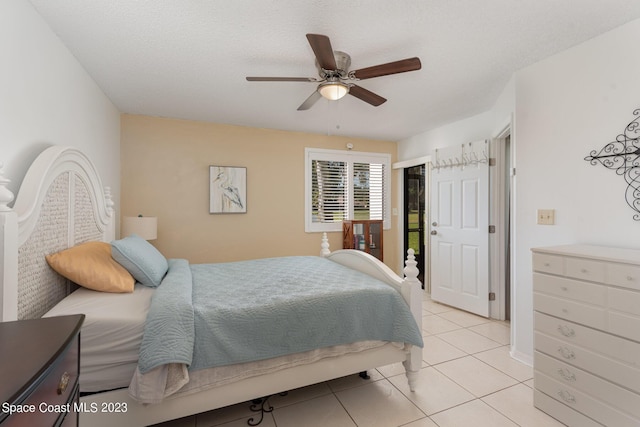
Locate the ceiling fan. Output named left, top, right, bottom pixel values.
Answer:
left=246, top=34, right=422, bottom=110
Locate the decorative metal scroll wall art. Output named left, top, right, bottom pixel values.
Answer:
left=585, top=109, right=640, bottom=220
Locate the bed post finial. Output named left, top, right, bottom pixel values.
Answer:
left=403, top=248, right=419, bottom=281
left=402, top=248, right=422, bottom=391
left=0, top=164, right=15, bottom=212
left=0, top=164, right=18, bottom=321
left=320, top=232, right=330, bottom=257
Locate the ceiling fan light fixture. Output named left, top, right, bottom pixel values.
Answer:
left=318, top=81, right=349, bottom=100
left=247, top=34, right=420, bottom=109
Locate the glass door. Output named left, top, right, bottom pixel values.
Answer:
left=404, top=165, right=426, bottom=286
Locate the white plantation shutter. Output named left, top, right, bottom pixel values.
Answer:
left=305, top=148, right=390, bottom=232
left=354, top=162, right=385, bottom=221
left=311, top=159, right=348, bottom=224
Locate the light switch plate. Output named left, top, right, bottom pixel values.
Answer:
left=537, top=209, right=555, bottom=225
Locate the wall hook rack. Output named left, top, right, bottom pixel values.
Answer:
left=433, top=141, right=488, bottom=171
left=585, top=108, right=640, bottom=220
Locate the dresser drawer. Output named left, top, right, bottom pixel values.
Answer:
left=534, top=292, right=606, bottom=330
left=535, top=351, right=640, bottom=419
left=606, top=263, right=640, bottom=291
left=609, top=287, right=640, bottom=317
left=2, top=336, right=79, bottom=427
left=534, top=312, right=640, bottom=369
left=532, top=253, right=564, bottom=275
left=565, top=257, right=606, bottom=283
left=535, top=331, right=640, bottom=393
left=535, top=371, right=639, bottom=427
left=59, top=384, right=79, bottom=427
left=608, top=287, right=640, bottom=342
left=533, top=273, right=606, bottom=306
left=609, top=311, right=640, bottom=343
left=534, top=389, right=602, bottom=427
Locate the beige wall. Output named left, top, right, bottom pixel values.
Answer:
left=121, top=115, right=401, bottom=271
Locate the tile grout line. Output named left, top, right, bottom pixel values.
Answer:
left=416, top=300, right=535, bottom=426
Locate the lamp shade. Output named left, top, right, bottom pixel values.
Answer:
left=122, top=216, right=157, bottom=240
left=318, top=81, right=349, bottom=100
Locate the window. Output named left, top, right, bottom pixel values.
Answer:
left=305, top=148, right=391, bottom=232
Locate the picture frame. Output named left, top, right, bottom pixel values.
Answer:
left=209, top=166, right=247, bottom=214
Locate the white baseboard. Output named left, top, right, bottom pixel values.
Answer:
left=509, top=346, right=533, bottom=367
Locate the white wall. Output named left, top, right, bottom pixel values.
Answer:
left=491, top=76, right=515, bottom=137
left=512, top=18, right=640, bottom=359
left=0, top=0, right=120, bottom=205
left=398, top=111, right=494, bottom=160
left=398, top=18, right=640, bottom=362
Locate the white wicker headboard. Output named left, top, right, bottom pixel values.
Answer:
left=0, top=146, right=115, bottom=321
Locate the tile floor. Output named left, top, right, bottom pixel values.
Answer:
left=155, top=293, right=566, bottom=427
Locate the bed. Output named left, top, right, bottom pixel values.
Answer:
left=0, top=146, right=424, bottom=427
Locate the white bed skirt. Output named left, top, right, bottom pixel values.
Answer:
left=129, top=340, right=399, bottom=403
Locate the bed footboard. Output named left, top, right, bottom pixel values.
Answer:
left=321, top=232, right=423, bottom=390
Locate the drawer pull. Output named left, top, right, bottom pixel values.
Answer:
left=557, top=390, right=576, bottom=405
left=557, top=368, right=577, bottom=382
left=57, top=372, right=70, bottom=395
left=628, top=276, right=635, bottom=282
left=544, top=262, right=551, bottom=267
left=557, top=347, right=576, bottom=360
left=560, top=286, right=568, bottom=292
left=580, top=268, right=588, bottom=274
left=557, top=325, right=576, bottom=338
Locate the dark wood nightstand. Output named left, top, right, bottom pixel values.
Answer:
left=0, top=314, right=84, bottom=426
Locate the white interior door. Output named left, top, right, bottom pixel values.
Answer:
left=430, top=141, right=490, bottom=317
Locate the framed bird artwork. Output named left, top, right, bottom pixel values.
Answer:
left=209, top=166, right=247, bottom=214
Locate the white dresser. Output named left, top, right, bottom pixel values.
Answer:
left=532, top=245, right=640, bottom=427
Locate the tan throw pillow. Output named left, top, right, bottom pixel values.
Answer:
left=46, top=241, right=135, bottom=293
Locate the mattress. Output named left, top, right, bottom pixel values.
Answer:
left=43, top=284, right=155, bottom=392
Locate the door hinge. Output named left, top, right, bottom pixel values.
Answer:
left=489, top=292, right=496, bottom=301
left=488, top=225, right=496, bottom=233
left=489, top=158, right=496, bottom=166
left=510, top=167, right=516, bottom=176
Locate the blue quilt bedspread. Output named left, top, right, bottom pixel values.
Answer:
left=138, top=256, right=423, bottom=374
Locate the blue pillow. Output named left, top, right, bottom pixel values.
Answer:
left=111, top=234, right=168, bottom=287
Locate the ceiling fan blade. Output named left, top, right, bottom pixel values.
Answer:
left=246, top=77, right=316, bottom=82
left=306, top=34, right=337, bottom=70
left=348, top=85, right=386, bottom=107
left=351, top=57, right=421, bottom=80
left=297, top=91, right=322, bottom=111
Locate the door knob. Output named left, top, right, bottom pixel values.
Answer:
left=430, top=230, right=438, bottom=235
left=432, top=221, right=438, bottom=227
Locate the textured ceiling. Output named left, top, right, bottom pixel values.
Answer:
left=29, top=0, right=640, bottom=141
